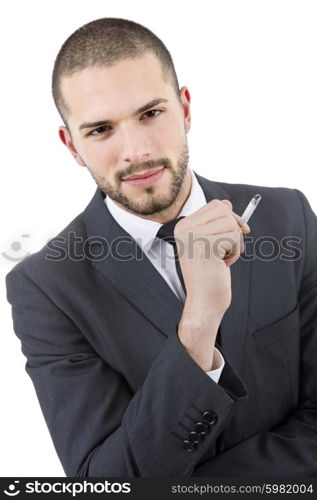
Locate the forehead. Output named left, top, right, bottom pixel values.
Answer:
left=60, top=53, right=174, bottom=125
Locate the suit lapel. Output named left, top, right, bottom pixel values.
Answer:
left=83, top=187, right=183, bottom=338
left=83, top=172, right=250, bottom=370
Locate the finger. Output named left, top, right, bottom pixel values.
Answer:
left=227, top=231, right=245, bottom=256
left=188, top=199, right=233, bottom=224
left=224, top=253, right=240, bottom=267
left=194, top=215, right=239, bottom=236
left=204, top=200, right=250, bottom=233
left=222, top=200, right=250, bottom=233
left=221, top=199, right=232, bottom=210
left=231, top=212, right=251, bottom=233
left=197, top=212, right=249, bottom=236
left=211, top=231, right=242, bottom=261
left=178, top=201, right=235, bottom=230
left=176, top=199, right=250, bottom=234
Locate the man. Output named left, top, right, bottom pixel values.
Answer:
left=6, top=18, right=317, bottom=477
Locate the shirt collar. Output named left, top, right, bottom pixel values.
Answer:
left=105, top=168, right=207, bottom=251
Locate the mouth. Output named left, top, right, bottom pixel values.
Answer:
left=122, top=167, right=165, bottom=181
left=121, top=166, right=166, bottom=188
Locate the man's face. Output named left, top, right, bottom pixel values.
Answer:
left=59, top=52, right=192, bottom=219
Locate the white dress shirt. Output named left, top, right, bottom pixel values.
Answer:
left=105, top=168, right=225, bottom=382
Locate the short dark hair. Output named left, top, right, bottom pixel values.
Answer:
left=52, top=18, right=180, bottom=127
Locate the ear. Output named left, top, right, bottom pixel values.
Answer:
left=58, top=126, right=86, bottom=167
left=179, top=86, right=191, bottom=133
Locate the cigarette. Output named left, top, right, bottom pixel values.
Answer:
left=238, top=194, right=261, bottom=230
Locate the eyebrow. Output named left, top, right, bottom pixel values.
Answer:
left=78, top=98, right=169, bottom=132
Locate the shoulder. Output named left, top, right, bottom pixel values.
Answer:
left=195, top=172, right=312, bottom=227
left=6, top=209, right=87, bottom=290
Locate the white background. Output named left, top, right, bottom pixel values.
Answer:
left=1, top=0, right=317, bottom=476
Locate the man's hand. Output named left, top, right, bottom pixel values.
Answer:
left=175, top=199, right=250, bottom=371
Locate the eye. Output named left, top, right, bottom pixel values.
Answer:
left=90, top=125, right=112, bottom=136
left=142, top=109, right=162, bottom=120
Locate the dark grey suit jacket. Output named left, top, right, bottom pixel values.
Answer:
left=5, top=172, right=317, bottom=477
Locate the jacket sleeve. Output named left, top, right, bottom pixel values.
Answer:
left=6, top=267, right=247, bottom=477
left=193, top=189, right=317, bottom=476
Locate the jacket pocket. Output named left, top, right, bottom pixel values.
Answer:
left=252, top=303, right=299, bottom=351
left=247, top=302, right=300, bottom=429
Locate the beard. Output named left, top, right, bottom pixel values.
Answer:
left=86, top=140, right=190, bottom=216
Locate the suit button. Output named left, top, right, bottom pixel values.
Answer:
left=183, top=440, right=197, bottom=452
left=189, top=431, right=203, bottom=444
left=195, top=422, right=210, bottom=435
left=202, top=410, right=217, bottom=425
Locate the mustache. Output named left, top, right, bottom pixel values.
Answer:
left=119, top=158, right=172, bottom=180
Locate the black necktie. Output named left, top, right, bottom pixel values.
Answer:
left=156, top=216, right=187, bottom=295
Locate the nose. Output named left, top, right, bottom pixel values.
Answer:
left=119, top=125, right=152, bottom=164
